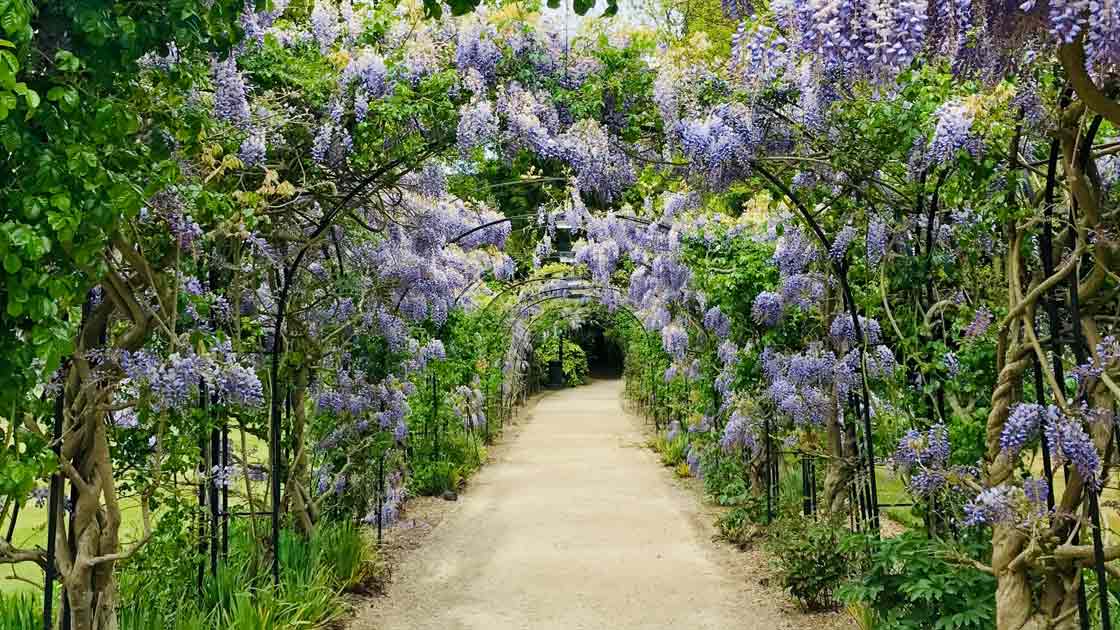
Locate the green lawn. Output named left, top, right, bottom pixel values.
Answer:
left=2, top=497, right=149, bottom=593
left=2, top=430, right=270, bottom=594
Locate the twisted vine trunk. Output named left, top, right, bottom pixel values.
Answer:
left=284, top=364, right=318, bottom=536
left=989, top=106, right=1118, bottom=629
left=821, top=387, right=852, bottom=516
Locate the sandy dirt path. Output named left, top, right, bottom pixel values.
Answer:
left=353, top=379, right=847, bottom=630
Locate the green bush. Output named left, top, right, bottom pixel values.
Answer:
left=115, top=518, right=376, bottom=630
left=715, top=500, right=765, bottom=549
left=536, top=335, right=590, bottom=385
left=410, top=460, right=462, bottom=496
left=653, top=434, right=688, bottom=467
left=837, top=532, right=996, bottom=630
left=314, top=521, right=380, bottom=593
left=701, top=448, right=753, bottom=507
left=765, top=515, right=851, bottom=611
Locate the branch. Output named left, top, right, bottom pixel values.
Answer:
left=1053, top=542, right=1120, bottom=562
left=1059, top=39, right=1120, bottom=128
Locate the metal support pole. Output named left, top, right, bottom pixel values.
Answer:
left=44, top=392, right=64, bottom=630
left=376, top=455, right=385, bottom=547
left=209, top=424, right=220, bottom=576
left=802, top=456, right=811, bottom=517
left=197, top=385, right=208, bottom=596
left=858, top=394, right=880, bottom=533
left=764, top=414, right=773, bottom=525
left=222, top=423, right=230, bottom=559
left=431, top=373, right=439, bottom=461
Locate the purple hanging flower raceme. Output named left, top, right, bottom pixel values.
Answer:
left=866, top=218, right=889, bottom=268
left=752, top=291, right=783, bottom=327
left=717, top=340, right=739, bottom=366
left=942, top=351, right=960, bottom=377
left=963, top=307, right=993, bottom=338
left=927, top=100, right=978, bottom=167
left=310, top=0, right=340, bottom=53
left=829, top=225, right=857, bottom=261
left=1000, top=403, right=1051, bottom=457
left=1046, top=414, right=1102, bottom=490
left=239, top=127, right=267, bottom=167
left=830, top=314, right=882, bottom=345
left=661, top=323, right=689, bottom=361
left=457, top=98, right=498, bottom=156
left=212, top=54, right=251, bottom=130
left=703, top=305, right=731, bottom=339
left=686, top=444, right=702, bottom=477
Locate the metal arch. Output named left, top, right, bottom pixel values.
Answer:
left=446, top=210, right=669, bottom=247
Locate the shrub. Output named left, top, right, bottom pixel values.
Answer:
left=701, top=448, right=752, bottom=507
left=653, top=434, right=688, bottom=467
left=536, top=335, right=590, bottom=385
left=837, top=532, right=996, bottom=630
left=765, top=515, right=850, bottom=611
left=410, top=460, right=462, bottom=496
left=715, top=500, right=765, bottom=549
left=114, top=519, right=371, bottom=630
left=314, top=521, right=381, bottom=593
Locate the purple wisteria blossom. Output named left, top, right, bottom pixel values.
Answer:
left=212, top=55, right=251, bottom=130
left=752, top=291, right=783, bottom=327
left=963, top=307, right=993, bottom=338
left=703, top=306, right=731, bottom=338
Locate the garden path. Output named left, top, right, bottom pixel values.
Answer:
left=354, top=379, right=832, bottom=630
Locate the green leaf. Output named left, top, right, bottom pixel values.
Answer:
left=446, top=0, right=478, bottom=16
left=1, top=6, right=28, bottom=39
left=0, top=50, right=17, bottom=88
left=421, top=0, right=442, bottom=18
left=54, top=50, right=81, bottom=72
left=2, top=253, right=19, bottom=273
left=50, top=192, right=70, bottom=211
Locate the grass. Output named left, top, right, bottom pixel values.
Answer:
left=1, top=429, right=270, bottom=594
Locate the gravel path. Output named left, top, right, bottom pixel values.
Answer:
left=352, top=379, right=854, bottom=630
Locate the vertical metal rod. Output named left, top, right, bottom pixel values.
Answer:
left=559, top=332, right=565, bottom=386
left=764, top=414, right=773, bottom=525
left=209, top=424, right=220, bottom=576
left=483, top=381, right=490, bottom=444
left=431, top=372, right=439, bottom=461
left=1088, top=490, right=1113, bottom=630
left=197, top=384, right=207, bottom=596
left=44, top=392, right=64, bottom=630
left=222, top=423, right=229, bottom=559
left=802, top=457, right=811, bottom=516
left=376, top=455, right=385, bottom=547
left=1030, top=361, right=1057, bottom=511
left=4, top=502, right=19, bottom=543
left=269, top=387, right=284, bottom=586
left=857, top=392, right=880, bottom=533
left=61, top=482, right=73, bottom=630
left=810, top=459, right=818, bottom=515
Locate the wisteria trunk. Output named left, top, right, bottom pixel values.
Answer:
left=283, top=366, right=317, bottom=536
left=821, top=389, right=850, bottom=516
left=56, top=304, right=134, bottom=630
